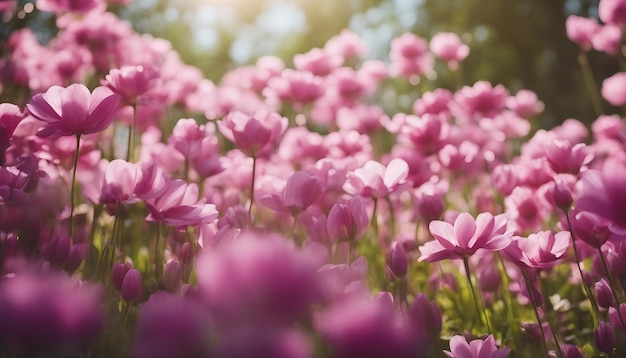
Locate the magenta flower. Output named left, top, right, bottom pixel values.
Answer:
left=259, top=171, right=323, bottom=217
left=343, top=159, right=409, bottom=198
left=326, top=197, right=369, bottom=243
left=444, top=335, right=511, bottom=358
left=576, top=158, right=626, bottom=230
left=505, top=89, right=544, bottom=118
left=602, top=72, right=626, bottom=107
left=102, top=65, right=159, bottom=105
left=0, top=103, right=24, bottom=165
left=543, top=139, right=590, bottom=175
left=502, top=231, right=571, bottom=269
left=418, top=212, right=513, bottom=262
left=26, top=84, right=120, bottom=138
left=217, top=110, right=288, bottom=157
left=145, top=179, right=218, bottom=229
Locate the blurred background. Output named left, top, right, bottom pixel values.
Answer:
left=2, top=0, right=617, bottom=127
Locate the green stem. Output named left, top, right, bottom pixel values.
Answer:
left=384, top=195, right=396, bottom=238
left=126, top=103, right=136, bottom=162
left=564, top=210, right=600, bottom=326
left=248, top=155, right=257, bottom=219
left=538, top=278, right=565, bottom=358
left=578, top=51, right=603, bottom=116
left=69, top=134, right=81, bottom=240
left=371, top=198, right=379, bottom=240
left=463, top=256, right=492, bottom=334
left=523, top=274, right=551, bottom=357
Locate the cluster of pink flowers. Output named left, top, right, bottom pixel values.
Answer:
left=0, top=0, right=625, bottom=356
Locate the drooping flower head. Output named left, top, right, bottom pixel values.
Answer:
left=26, top=83, right=120, bottom=138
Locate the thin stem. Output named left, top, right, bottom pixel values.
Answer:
left=126, top=103, right=136, bottom=162
left=289, top=214, right=299, bottom=240
left=538, top=278, right=565, bottom=358
left=69, top=134, right=81, bottom=240
left=371, top=198, right=379, bottom=240
left=523, top=273, right=551, bottom=357
left=384, top=195, right=396, bottom=238
left=154, top=223, right=162, bottom=282
left=564, top=210, right=600, bottom=326
left=248, top=155, right=257, bottom=219
left=463, top=256, right=492, bottom=333
left=578, top=51, right=603, bottom=116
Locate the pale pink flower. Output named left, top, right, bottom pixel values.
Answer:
left=217, top=110, right=288, bottom=157
left=452, top=81, right=509, bottom=122
left=389, top=33, right=433, bottom=79
left=259, top=171, right=323, bottom=217
left=577, top=158, right=626, bottom=230
left=505, top=89, right=544, bottom=118
left=413, top=88, right=454, bottom=119
left=429, top=32, right=469, bottom=70
left=102, top=65, right=159, bottom=105
left=592, top=24, right=622, bottom=55
left=543, top=139, right=591, bottom=175
left=324, top=29, right=367, bottom=61
left=444, top=335, right=511, bottom=358
left=36, top=0, right=105, bottom=15
left=418, top=212, right=513, bottom=262
left=599, top=0, right=626, bottom=27
left=294, top=48, right=342, bottom=77
left=264, top=69, right=325, bottom=105
left=27, top=84, right=120, bottom=138
left=602, top=72, right=626, bottom=106
left=565, top=15, right=600, bottom=50
left=343, top=159, right=410, bottom=198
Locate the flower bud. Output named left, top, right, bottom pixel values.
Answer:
left=594, top=321, right=616, bottom=354
left=478, top=265, right=501, bottom=292
left=161, top=259, right=183, bottom=292
left=64, top=244, right=86, bottom=273
left=121, top=269, right=143, bottom=302
left=111, top=262, right=132, bottom=291
left=553, top=179, right=573, bottom=211
left=386, top=241, right=408, bottom=278
left=179, top=242, right=193, bottom=265
left=595, top=279, right=614, bottom=309
left=562, top=344, right=583, bottom=358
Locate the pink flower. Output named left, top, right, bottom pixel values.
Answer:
left=294, top=48, right=342, bottom=77
left=217, top=110, right=288, bottom=157
left=452, top=81, right=509, bottom=122
left=505, top=89, right=544, bottom=118
left=418, top=212, right=513, bottom=262
left=326, top=197, right=369, bottom=243
left=27, top=84, right=120, bottom=138
left=259, top=171, right=323, bottom=217
left=543, top=139, right=590, bottom=175
left=592, top=24, right=622, bottom=55
left=324, top=29, right=367, bottom=61
left=100, top=160, right=166, bottom=214
left=599, top=0, right=626, bottom=27
left=102, top=65, right=159, bottom=105
left=389, top=33, right=433, bottom=79
left=429, top=32, right=469, bottom=70
left=145, top=179, right=218, bottom=229
left=36, top=0, right=105, bottom=15
left=343, top=159, right=409, bottom=198
left=565, top=15, right=600, bottom=50
left=0, top=103, right=24, bottom=165
left=577, top=158, right=626, bottom=230
left=502, top=231, right=571, bottom=269
left=413, top=88, right=454, bottom=119
left=264, top=69, right=325, bottom=105
left=602, top=72, right=626, bottom=106
left=444, top=335, right=511, bottom=358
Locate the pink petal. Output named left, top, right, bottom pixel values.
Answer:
left=454, top=213, right=476, bottom=249
left=429, top=220, right=457, bottom=250
left=469, top=212, right=495, bottom=249
left=448, top=335, right=473, bottom=358
left=26, top=86, right=63, bottom=123
left=383, top=158, right=409, bottom=188
left=60, top=83, right=91, bottom=134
